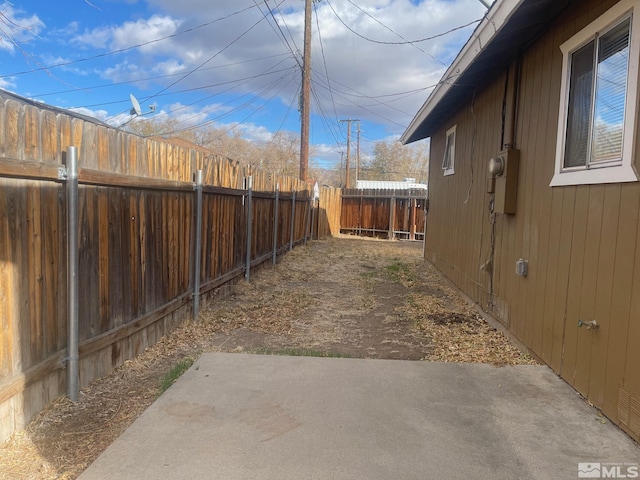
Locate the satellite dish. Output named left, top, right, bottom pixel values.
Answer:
left=129, top=93, right=142, bottom=116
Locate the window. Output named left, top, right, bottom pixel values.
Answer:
left=551, top=0, right=640, bottom=186
left=442, top=125, right=456, bottom=176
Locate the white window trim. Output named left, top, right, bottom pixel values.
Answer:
left=551, top=0, right=640, bottom=187
left=443, top=125, right=456, bottom=176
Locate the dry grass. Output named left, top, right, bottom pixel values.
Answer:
left=406, top=293, right=536, bottom=366
left=0, top=236, right=535, bottom=479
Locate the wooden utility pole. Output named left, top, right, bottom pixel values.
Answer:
left=299, top=0, right=312, bottom=181
left=340, top=119, right=359, bottom=188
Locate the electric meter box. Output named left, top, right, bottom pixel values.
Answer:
left=494, top=148, right=519, bottom=215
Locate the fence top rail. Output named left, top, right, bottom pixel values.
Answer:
left=202, top=185, right=245, bottom=197
left=0, top=159, right=315, bottom=199
left=0, top=157, right=61, bottom=182
left=341, top=193, right=427, bottom=200
left=79, top=168, right=195, bottom=192
left=341, top=188, right=428, bottom=199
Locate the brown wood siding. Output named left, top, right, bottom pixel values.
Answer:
left=425, top=0, right=640, bottom=440
left=426, top=74, right=503, bottom=309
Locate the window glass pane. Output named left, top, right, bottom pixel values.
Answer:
left=565, top=41, right=595, bottom=168
left=591, top=17, right=630, bottom=164
left=442, top=131, right=454, bottom=170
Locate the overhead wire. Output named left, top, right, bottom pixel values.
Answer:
left=76, top=64, right=296, bottom=110
left=313, top=0, right=339, bottom=123
left=148, top=65, right=300, bottom=128
left=256, top=0, right=301, bottom=68
left=0, top=4, right=261, bottom=79
left=344, top=0, right=446, bottom=66
left=31, top=53, right=292, bottom=98
left=309, top=83, right=344, bottom=148
left=156, top=73, right=298, bottom=140
left=141, top=0, right=303, bottom=136
left=271, top=83, right=300, bottom=138
left=148, top=63, right=298, bottom=137
left=274, top=0, right=300, bottom=57
left=137, top=1, right=285, bottom=109
left=8, top=0, right=483, bottom=170
left=326, top=0, right=481, bottom=47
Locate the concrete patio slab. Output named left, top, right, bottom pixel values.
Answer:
left=79, top=353, right=639, bottom=480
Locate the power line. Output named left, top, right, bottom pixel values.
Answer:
left=75, top=63, right=297, bottom=110
left=314, top=0, right=339, bottom=122
left=325, top=0, right=481, bottom=47
left=268, top=0, right=302, bottom=63
left=344, top=0, right=448, bottom=66
left=0, top=4, right=261, bottom=79
left=126, top=65, right=299, bottom=127
left=310, top=82, right=345, bottom=148
left=103, top=0, right=290, bottom=123
left=139, top=3, right=280, bottom=108
left=31, top=53, right=293, bottom=98
left=257, top=0, right=301, bottom=68
left=148, top=64, right=297, bottom=137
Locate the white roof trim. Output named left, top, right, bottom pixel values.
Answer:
left=401, top=0, right=524, bottom=143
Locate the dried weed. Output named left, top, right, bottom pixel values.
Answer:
left=0, top=236, right=535, bottom=479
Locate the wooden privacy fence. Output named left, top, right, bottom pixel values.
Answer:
left=340, top=188, right=427, bottom=241
left=0, top=91, right=341, bottom=443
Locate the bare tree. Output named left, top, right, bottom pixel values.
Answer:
left=361, top=140, right=429, bottom=183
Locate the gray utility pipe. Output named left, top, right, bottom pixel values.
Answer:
left=66, top=146, right=79, bottom=402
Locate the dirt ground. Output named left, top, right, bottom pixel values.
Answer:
left=0, top=236, right=536, bottom=479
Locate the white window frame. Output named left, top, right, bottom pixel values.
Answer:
left=442, top=125, right=456, bottom=176
left=551, top=0, right=640, bottom=187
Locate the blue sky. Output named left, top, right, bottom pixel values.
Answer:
left=0, top=0, right=488, bottom=169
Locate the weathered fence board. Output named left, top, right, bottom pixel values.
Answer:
left=340, top=188, right=427, bottom=240
left=0, top=91, right=338, bottom=443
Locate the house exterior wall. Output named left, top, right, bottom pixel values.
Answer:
left=425, top=0, right=640, bottom=440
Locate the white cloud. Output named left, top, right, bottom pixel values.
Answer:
left=233, top=122, right=273, bottom=143
left=0, top=2, right=45, bottom=53
left=6, top=0, right=487, bottom=161
left=111, top=15, right=182, bottom=52
left=114, top=0, right=486, bottom=132
left=72, top=26, right=112, bottom=49
left=69, top=106, right=110, bottom=122
left=72, top=14, right=182, bottom=53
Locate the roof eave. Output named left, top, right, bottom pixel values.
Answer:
left=401, top=0, right=525, bottom=144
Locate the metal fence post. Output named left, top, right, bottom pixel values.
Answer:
left=389, top=196, right=396, bottom=241
left=66, top=146, right=79, bottom=402
left=304, top=194, right=311, bottom=246
left=193, top=170, right=203, bottom=320
left=272, top=183, right=279, bottom=264
left=245, top=176, right=253, bottom=281
left=311, top=198, right=317, bottom=240
left=289, top=190, right=296, bottom=251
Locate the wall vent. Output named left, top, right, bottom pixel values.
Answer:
left=618, top=387, right=640, bottom=437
